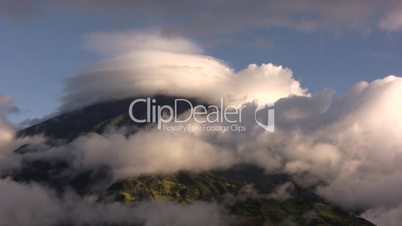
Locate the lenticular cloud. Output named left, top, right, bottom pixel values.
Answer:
left=61, top=31, right=307, bottom=110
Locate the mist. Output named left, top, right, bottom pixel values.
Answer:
left=0, top=179, right=229, bottom=226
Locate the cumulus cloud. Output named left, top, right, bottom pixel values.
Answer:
left=61, top=31, right=307, bottom=110
left=310, top=76, right=402, bottom=208
left=0, top=179, right=230, bottom=226
left=235, top=76, right=402, bottom=211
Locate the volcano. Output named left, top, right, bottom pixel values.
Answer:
left=12, top=96, right=375, bottom=226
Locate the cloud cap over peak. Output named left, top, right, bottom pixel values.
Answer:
left=61, top=31, right=307, bottom=110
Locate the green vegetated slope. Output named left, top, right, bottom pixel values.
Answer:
left=108, top=168, right=374, bottom=226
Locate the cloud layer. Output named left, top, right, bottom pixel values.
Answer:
left=4, top=0, right=402, bottom=33
left=0, top=179, right=229, bottom=226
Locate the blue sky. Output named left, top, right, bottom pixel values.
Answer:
left=1, top=1, right=402, bottom=123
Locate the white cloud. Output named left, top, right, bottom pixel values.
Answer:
left=277, top=76, right=402, bottom=210
left=67, top=130, right=236, bottom=178
left=61, top=31, right=307, bottom=111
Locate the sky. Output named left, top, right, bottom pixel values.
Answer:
left=0, top=0, right=402, bottom=123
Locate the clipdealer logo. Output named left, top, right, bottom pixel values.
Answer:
left=255, top=103, right=275, bottom=132
left=128, top=98, right=275, bottom=133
